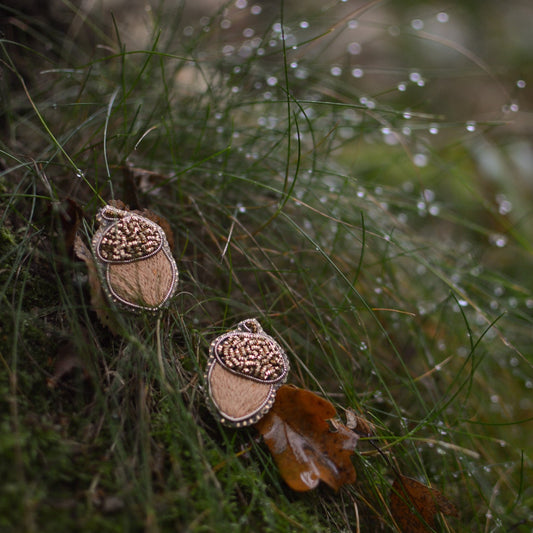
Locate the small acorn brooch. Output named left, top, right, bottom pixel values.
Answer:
left=92, top=204, right=178, bottom=312
left=206, top=319, right=289, bottom=427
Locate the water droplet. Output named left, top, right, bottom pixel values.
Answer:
left=509, top=102, right=519, bottom=112
left=236, top=0, right=247, bottom=8
left=397, top=82, right=407, bottom=92
left=266, top=76, right=278, bottom=86
left=466, top=121, right=476, bottom=132
left=330, top=66, right=342, bottom=77
left=437, top=12, right=449, bottom=23
left=413, top=153, right=428, bottom=167
left=299, top=20, right=309, bottom=29
left=388, top=25, right=400, bottom=37
left=403, top=111, right=412, bottom=119
left=295, top=67, right=309, bottom=79
left=490, top=395, right=499, bottom=404
left=75, top=170, right=85, bottom=179
left=429, top=124, right=439, bottom=134
left=429, top=205, right=440, bottom=216
left=359, top=96, right=374, bottom=108
left=351, top=68, right=364, bottom=78
left=183, top=26, right=194, bottom=37
left=220, top=19, right=231, bottom=29
left=411, top=19, right=424, bottom=30
left=516, top=79, right=526, bottom=88
left=251, top=4, right=262, bottom=15
left=347, top=42, right=361, bottom=55
left=359, top=341, right=367, bottom=351
left=489, top=233, right=508, bottom=248
left=222, top=44, right=234, bottom=56
left=409, top=72, right=421, bottom=83
left=243, top=27, right=255, bottom=38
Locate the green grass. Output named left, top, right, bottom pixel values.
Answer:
left=1, top=0, right=532, bottom=531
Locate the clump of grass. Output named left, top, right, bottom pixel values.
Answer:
left=1, top=1, right=532, bottom=531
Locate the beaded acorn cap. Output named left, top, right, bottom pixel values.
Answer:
left=206, top=319, right=289, bottom=427
left=92, top=204, right=178, bottom=312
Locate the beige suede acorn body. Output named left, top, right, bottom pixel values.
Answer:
left=92, top=205, right=178, bottom=312
left=206, top=319, right=289, bottom=427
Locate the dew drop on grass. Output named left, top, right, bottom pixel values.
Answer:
left=183, top=26, right=193, bottom=36
left=360, top=96, right=375, bottom=108
left=75, top=170, right=85, bottom=179
left=299, top=20, right=309, bottom=29
left=351, top=68, right=364, bottom=78
left=251, top=4, right=261, bottom=15
left=409, top=72, right=421, bottom=83
left=516, top=79, right=526, bottom=88
left=266, top=76, right=278, bottom=86
left=243, top=27, right=254, bottom=38
left=466, top=121, right=476, bottom=132
left=290, top=61, right=298, bottom=69
left=330, top=66, right=342, bottom=76
left=236, top=0, right=247, bottom=8
left=489, top=233, right=508, bottom=247
left=403, top=110, right=412, bottom=119
left=429, top=124, right=439, bottom=134
left=413, top=153, right=428, bottom=167
left=411, top=19, right=424, bottom=30
left=397, top=82, right=407, bottom=92
left=437, top=12, right=449, bottom=23
left=347, top=42, right=361, bottom=55
left=388, top=25, right=400, bottom=37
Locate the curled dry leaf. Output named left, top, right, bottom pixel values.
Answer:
left=254, top=385, right=359, bottom=491
left=390, top=475, right=458, bottom=532
left=74, top=234, right=120, bottom=334
left=58, top=198, right=83, bottom=256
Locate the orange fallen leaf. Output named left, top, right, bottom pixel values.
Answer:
left=390, top=475, right=458, bottom=532
left=254, top=385, right=359, bottom=491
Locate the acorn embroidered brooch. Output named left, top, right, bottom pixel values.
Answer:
left=91, top=204, right=178, bottom=312
left=206, top=319, right=289, bottom=427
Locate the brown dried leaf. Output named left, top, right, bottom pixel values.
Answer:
left=58, top=198, right=83, bottom=256
left=390, top=475, right=458, bottom=532
left=74, top=234, right=120, bottom=334
left=254, top=385, right=359, bottom=491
